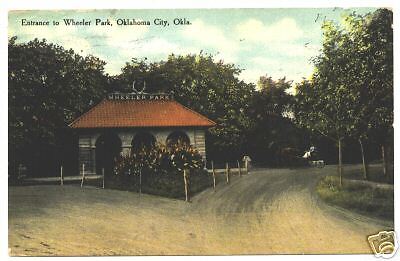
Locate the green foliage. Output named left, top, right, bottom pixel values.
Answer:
left=114, top=142, right=204, bottom=177
left=142, top=169, right=212, bottom=199
left=295, top=8, right=393, bottom=144
left=256, top=75, right=293, bottom=117
left=112, top=143, right=208, bottom=198
left=247, top=76, right=307, bottom=165
left=169, top=141, right=204, bottom=171
left=9, top=37, right=110, bottom=176
left=114, top=145, right=168, bottom=176
left=293, top=9, right=393, bottom=177
left=317, top=176, right=393, bottom=220
left=352, top=9, right=393, bottom=144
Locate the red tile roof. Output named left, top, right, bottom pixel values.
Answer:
left=69, top=99, right=216, bottom=128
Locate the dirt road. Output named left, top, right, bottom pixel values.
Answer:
left=8, top=166, right=393, bottom=255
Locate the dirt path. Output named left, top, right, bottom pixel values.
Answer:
left=8, top=166, right=393, bottom=256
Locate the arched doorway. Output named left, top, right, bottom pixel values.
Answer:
left=166, top=131, right=190, bottom=147
left=95, top=132, right=122, bottom=176
left=131, top=132, right=156, bottom=152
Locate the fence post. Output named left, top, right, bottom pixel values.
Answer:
left=183, top=169, right=190, bottom=202
left=139, top=168, right=142, bottom=196
left=81, top=164, right=85, bottom=188
left=102, top=168, right=105, bottom=189
left=225, top=162, right=230, bottom=184
left=60, top=166, right=64, bottom=186
left=17, top=164, right=21, bottom=179
left=237, top=160, right=241, bottom=177
left=211, top=161, right=216, bottom=192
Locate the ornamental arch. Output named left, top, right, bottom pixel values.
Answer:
left=131, top=131, right=156, bottom=152
left=95, top=132, right=122, bottom=176
left=166, top=131, right=190, bottom=146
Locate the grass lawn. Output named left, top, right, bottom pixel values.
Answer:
left=341, top=163, right=393, bottom=184
left=316, top=175, right=394, bottom=220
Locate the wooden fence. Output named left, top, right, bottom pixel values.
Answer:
left=207, top=160, right=249, bottom=192
left=22, top=160, right=248, bottom=199
left=24, top=164, right=105, bottom=188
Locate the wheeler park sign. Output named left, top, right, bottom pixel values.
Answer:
left=107, top=92, right=174, bottom=101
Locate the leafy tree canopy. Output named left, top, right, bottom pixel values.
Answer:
left=9, top=37, right=110, bottom=172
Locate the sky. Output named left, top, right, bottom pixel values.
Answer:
left=8, top=8, right=377, bottom=86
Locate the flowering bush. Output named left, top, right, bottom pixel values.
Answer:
left=115, top=145, right=164, bottom=176
left=168, top=141, right=204, bottom=172
left=114, top=142, right=204, bottom=176
left=113, top=142, right=206, bottom=200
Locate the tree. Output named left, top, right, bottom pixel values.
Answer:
left=294, top=8, right=393, bottom=183
left=247, top=76, right=306, bottom=165
left=328, top=9, right=393, bottom=180
left=357, top=9, right=393, bottom=178
left=9, top=37, right=110, bottom=177
left=294, top=22, right=356, bottom=185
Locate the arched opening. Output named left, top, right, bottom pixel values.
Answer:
left=166, top=131, right=190, bottom=147
left=95, top=132, right=122, bottom=176
left=131, top=132, right=156, bottom=152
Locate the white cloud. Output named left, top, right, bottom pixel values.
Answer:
left=268, top=42, right=320, bottom=58
left=9, top=14, right=319, bottom=83
left=239, top=68, right=265, bottom=85
left=240, top=56, right=314, bottom=86
left=181, top=19, right=239, bottom=63
left=236, top=18, right=304, bottom=45
left=119, top=37, right=197, bottom=58
left=235, top=17, right=319, bottom=86
left=104, top=37, right=199, bottom=76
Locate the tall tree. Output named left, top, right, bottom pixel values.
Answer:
left=9, top=37, right=110, bottom=176
left=294, top=8, right=393, bottom=183
left=294, top=21, right=356, bottom=185
left=325, top=9, right=393, bottom=179
left=359, top=9, right=393, bottom=178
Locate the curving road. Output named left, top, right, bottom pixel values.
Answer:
left=9, top=166, right=393, bottom=255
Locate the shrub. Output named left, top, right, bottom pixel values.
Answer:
left=112, top=142, right=207, bottom=199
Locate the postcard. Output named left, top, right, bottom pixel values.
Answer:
left=7, top=6, right=396, bottom=257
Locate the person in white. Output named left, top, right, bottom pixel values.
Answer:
left=302, top=146, right=316, bottom=159
left=242, top=155, right=252, bottom=173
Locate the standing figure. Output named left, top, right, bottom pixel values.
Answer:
left=242, top=155, right=252, bottom=174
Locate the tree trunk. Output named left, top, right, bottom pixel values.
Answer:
left=237, top=160, right=242, bottom=177
left=358, top=138, right=368, bottom=180
left=211, top=161, right=216, bottom=192
left=225, top=162, right=230, bottom=184
left=183, top=169, right=190, bottom=202
left=338, top=138, right=343, bottom=186
left=381, top=145, right=387, bottom=177
left=139, top=168, right=142, bottom=195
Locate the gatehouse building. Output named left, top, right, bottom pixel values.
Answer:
left=69, top=92, right=216, bottom=176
